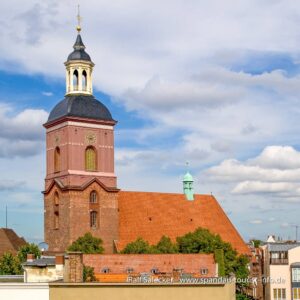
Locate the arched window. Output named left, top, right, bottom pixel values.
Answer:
left=54, top=147, right=60, bottom=173
left=90, top=191, right=97, bottom=203
left=82, top=70, right=87, bottom=91
left=73, top=69, right=79, bottom=90
left=90, top=211, right=97, bottom=228
left=85, top=146, right=97, bottom=171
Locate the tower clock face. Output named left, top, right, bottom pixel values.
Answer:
left=54, top=136, right=60, bottom=145
left=85, top=133, right=96, bottom=145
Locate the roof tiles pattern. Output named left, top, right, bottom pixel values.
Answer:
left=117, top=192, right=249, bottom=255
left=0, top=228, right=27, bottom=256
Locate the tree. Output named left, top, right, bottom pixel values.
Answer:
left=155, top=236, right=178, bottom=254
left=176, top=227, right=249, bottom=280
left=121, top=237, right=151, bottom=254
left=67, top=233, right=104, bottom=254
left=251, top=239, right=261, bottom=248
left=0, top=252, right=20, bottom=275
left=83, top=265, right=97, bottom=282
left=17, top=243, right=41, bottom=264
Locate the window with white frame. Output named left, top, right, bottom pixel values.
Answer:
left=292, top=268, right=300, bottom=282
left=273, top=288, right=286, bottom=300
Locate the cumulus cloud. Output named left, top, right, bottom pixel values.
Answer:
left=206, top=146, right=300, bottom=199
left=0, top=104, right=48, bottom=158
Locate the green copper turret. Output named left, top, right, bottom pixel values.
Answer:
left=183, top=171, right=194, bottom=201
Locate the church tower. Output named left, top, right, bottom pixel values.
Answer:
left=43, top=20, right=119, bottom=253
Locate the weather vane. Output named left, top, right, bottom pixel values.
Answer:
left=76, top=4, right=82, bottom=33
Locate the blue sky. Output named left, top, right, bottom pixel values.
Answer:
left=1, top=0, right=300, bottom=244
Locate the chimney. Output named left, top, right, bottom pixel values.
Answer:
left=55, top=254, right=65, bottom=266
left=64, top=252, right=83, bottom=283
left=27, top=253, right=35, bottom=262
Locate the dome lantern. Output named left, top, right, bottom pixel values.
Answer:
left=64, top=8, right=94, bottom=96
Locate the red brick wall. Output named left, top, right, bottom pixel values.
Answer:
left=45, top=182, right=119, bottom=253
left=83, top=254, right=217, bottom=277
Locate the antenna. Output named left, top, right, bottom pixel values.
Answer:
left=291, top=225, right=299, bottom=242
left=76, top=4, right=82, bottom=33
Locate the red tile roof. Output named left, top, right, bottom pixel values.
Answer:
left=0, top=228, right=27, bottom=256
left=84, top=253, right=216, bottom=276
left=117, top=192, right=249, bottom=255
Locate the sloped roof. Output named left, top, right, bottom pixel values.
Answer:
left=0, top=228, right=27, bottom=256
left=117, top=192, right=249, bottom=255
left=84, top=253, right=215, bottom=275
left=267, top=243, right=300, bottom=252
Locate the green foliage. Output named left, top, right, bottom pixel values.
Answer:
left=121, top=237, right=152, bottom=254
left=121, top=236, right=178, bottom=254
left=155, top=236, right=178, bottom=254
left=17, top=243, right=41, bottom=264
left=121, top=227, right=250, bottom=287
left=236, top=293, right=251, bottom=300
left=214, top=249, right=225, bottom=277
left=232, top=254, right=250, bottom=286
left=67, top=233, right=104, bottom=254
left=252, top=239, right=261, bottom=248
left=83, top=265, right=97, bottom=282
left=0, top=252, right=21, bottom=275
left=176, top=228, right=226, bottom=254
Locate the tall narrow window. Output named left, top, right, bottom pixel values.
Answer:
left=54, top=147, right=60, bottom=173
left=54, top=212, right=59, bottom=229
left=90, top=191, right=97, bottom=203
left=54, top=192, right=59, bottom=230
left=90, top=211, right=97, bottom=228
left=82, top=70, right=87, bottom=91
left=85, top=146, right=97, bottom=171
left=54, top=192, right=59, bottom=206
left=73, top=69, right=79, bottom=90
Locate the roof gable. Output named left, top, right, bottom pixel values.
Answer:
left=0, top=228, right=27, bottom=256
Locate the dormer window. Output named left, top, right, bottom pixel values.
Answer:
left=151, top=268, right=159, bottom=274
left=126, top=268, right=134, bottom=274
left=200, top=268, right=208, bottom=275
left=102, top=268, right=110, bottom=274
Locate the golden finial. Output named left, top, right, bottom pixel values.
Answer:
left=76, top=4, right=82, bottom=33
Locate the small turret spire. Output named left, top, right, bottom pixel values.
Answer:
left=183, top=161, right=194, bottom=201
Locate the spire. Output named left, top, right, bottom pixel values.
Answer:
left=76, top=4, right=82, bottom=33
left=183, top=162, right=194, bottom=201
left=64, top=7, right=94, bottom=96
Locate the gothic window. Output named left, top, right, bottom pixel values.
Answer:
left=54, top=147, right=60, bottom=173
left=85, top=146, right=97, bottom=171
left=90, top=191, right=97, bottom=203
left=73, top=69, right=79, bottom=90
left=90, top=211, right=97, bottom=228
left=82, top=70, right=87, bottom=91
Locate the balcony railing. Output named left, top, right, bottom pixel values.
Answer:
left=270, top=258, right=288, bottom=265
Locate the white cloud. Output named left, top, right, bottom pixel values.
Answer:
left=206, top=146, right=300, bottom=200
left=0, top=104, right=48, bottom=157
